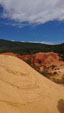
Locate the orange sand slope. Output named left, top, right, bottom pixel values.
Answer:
left=0, top=55, right=64, bottom=113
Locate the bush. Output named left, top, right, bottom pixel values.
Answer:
left=41, top=71, right=52, bottom=77
left=26, top=60, right=31, bottom=65
left=52, top=78, right=64, bottom=84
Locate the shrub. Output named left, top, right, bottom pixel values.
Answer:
left=41, top=71, right=52, bottom=77
left=26, top=60, right=31, bottom=65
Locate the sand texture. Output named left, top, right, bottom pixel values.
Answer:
left=0, top=55, right=64, bottom=113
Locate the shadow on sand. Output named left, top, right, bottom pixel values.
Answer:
left=57, top=99, right=64, bottom=113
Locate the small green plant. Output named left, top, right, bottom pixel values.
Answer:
left=52, top=78, right=64, bottom=84
left=41, top=71, right=52, bottom=77
left=32, top=65, right=40, bottom=71
left=26, top=60, right=31, bottom=65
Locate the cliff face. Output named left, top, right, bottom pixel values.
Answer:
left=1, top=52, right=64, bottom=84
left=0, top=55, right=64, bottom=113
left=17, top=52, right=64, bottom=84
left=17, top=52, right=64, bottom=66
left=1, top=52, right=64, bottom=66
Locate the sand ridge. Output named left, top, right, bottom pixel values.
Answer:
left=0, top=55, right=64, bottom=113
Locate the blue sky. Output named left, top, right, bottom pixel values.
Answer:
left=0, top=0, right=64, bottom=44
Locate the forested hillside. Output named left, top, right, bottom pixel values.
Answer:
left=0, top=39, right=64, bottom=55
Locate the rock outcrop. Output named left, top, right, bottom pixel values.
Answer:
left=0, top=55, right=64, bottom=113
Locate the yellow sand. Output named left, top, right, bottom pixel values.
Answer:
left=0, top=55, right=64, bottom=113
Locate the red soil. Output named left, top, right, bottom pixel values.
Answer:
left=17, top=52, right=64, bottom=67
left=1, top=52, right=64, bottom=67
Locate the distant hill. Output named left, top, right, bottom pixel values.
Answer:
left=0, top=39, right=64, bottom=55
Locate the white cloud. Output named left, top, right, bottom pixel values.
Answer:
left=40, top=41, right=54, bottom=45
left=20, top=41, right=54, bottom=45
left=0, top=0, right=64, bottom=24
